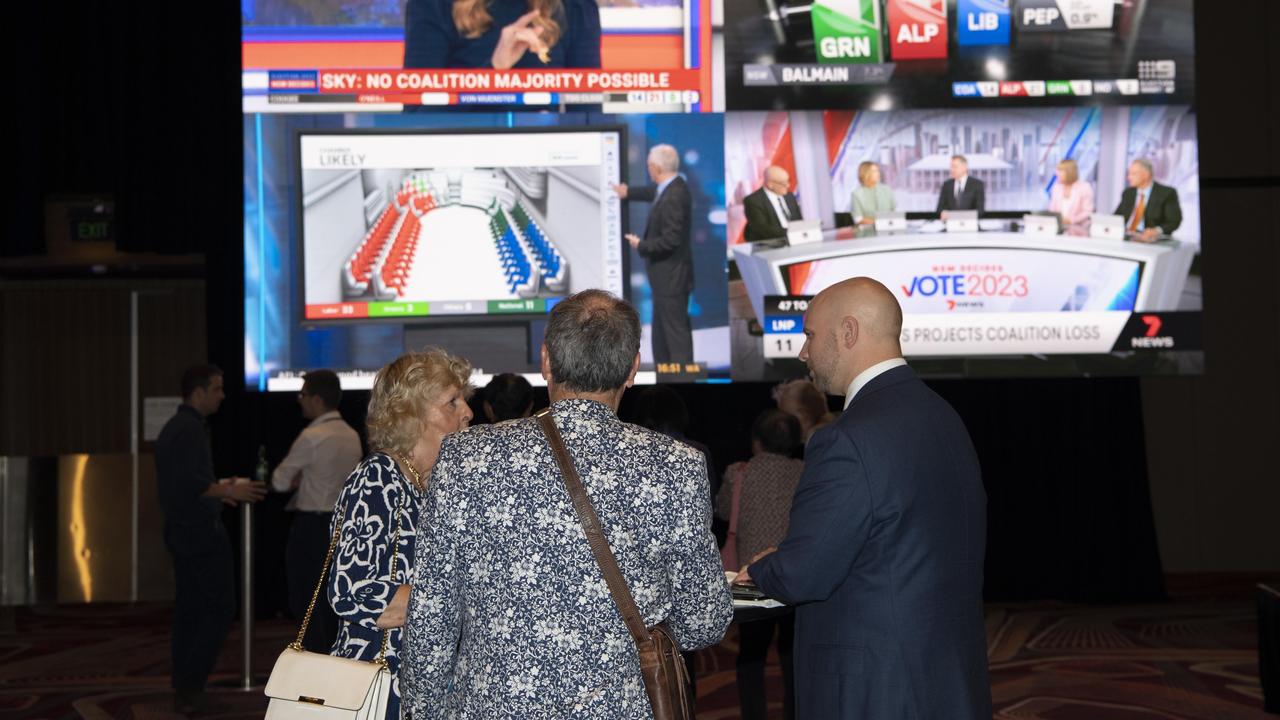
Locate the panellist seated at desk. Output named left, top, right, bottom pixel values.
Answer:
left=1048, top=159, right=1095, bottom=226
left=936, top=154, right=986, bottom=215
left=743, top=165, right=803, bottom=242
left=851, top=161, right=898, bottom=226
left=1115, top=158, right=1182, bottom=243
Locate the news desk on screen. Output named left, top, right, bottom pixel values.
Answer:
left=733, top=225, right=1196, bottom=329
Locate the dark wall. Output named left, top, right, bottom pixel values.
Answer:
left=11, top=0, right=1278, bottom=607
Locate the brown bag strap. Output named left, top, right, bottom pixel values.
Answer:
left=535, top=408, right=653, bottom=647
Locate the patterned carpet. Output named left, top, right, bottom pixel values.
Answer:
left=0, top=594, right=1269, bottom=719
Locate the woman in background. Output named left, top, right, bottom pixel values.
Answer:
left=405, top=0, right=601, bottom=69
left=773, top=378, right=834, bottom=444
left=1048, top=158, right=1095, bottom=226
left=851, top=160, right=898, bottom=226
left=327, top=349, right=473, bottom=719
left=716, top=410, right=805, bottom=720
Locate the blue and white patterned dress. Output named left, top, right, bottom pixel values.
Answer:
left=400, top=398, right=734, bottom=719
left=328, top=452, right=420, bottom=719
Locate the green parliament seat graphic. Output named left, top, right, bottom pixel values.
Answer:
left=811, top=0, right=884, bottom=64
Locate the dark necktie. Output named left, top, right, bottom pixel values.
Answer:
left=776, top=196, right=791, bottom=222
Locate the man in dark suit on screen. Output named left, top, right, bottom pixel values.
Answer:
left=613, top=144, right=694, bottom=365
left=936, top=154, right=986, bottom=215
left=736, top=277, right=991, bottom=719
left=743, top=165, right=803, bottom=242
left=1114, top=158, right=1182, bottom=243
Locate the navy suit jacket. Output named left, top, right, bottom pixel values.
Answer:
left=750, top=365, right=991, bottom=719
left=629, top=177, right=694, bottom=296
left=936, top=177, right=985, bottom=213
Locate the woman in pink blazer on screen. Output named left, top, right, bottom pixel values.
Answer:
left=1049, top=159, right=1095, bottom=226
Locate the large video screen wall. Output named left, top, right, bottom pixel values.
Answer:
left=244, top=0, right=1202, bottom=389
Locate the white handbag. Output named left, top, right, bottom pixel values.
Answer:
left=264, top=648, right=391, bottom=719
left=264, top=495, right=403, bottom=719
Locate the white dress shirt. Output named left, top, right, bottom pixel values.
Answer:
left=954, top=176, right=967, bottom=199
left=764, top=188, right=793, bottom=227
left=843, top=357, right=910, bottom=409
left=271, top=410, right=363, bottom=512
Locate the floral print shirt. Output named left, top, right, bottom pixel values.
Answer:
left=328, top=452, right=420, bottom=718
left=400, top=399, right=733, bottom=719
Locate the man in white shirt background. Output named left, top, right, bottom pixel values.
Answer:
left=272, top=369, right=363, bottom=651
left=742, top=165, right=804, bottom=242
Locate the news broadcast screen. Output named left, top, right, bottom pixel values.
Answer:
left=244, top=114, right=729, bottom=391
left=242, top=0, right=713, bottom=112
left=719, top=0, right=1195, bottom=111
left=726, top=104, right=1202, bottom=379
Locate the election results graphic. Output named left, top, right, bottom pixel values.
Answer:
left=811, top=0, right=884, bottom=64
left=887, top=0, right=948, bottom=60
left=957, top=0, right=1011, bottom=46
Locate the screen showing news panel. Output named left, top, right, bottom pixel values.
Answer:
left=242, top=0, right=1202, bottom=391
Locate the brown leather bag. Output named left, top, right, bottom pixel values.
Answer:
left=536, top=409, right=694, bottom=720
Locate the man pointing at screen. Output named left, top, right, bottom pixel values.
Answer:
left=613, top=144, right=694, bottom=365
left=736, top=278, right=991, bottom=719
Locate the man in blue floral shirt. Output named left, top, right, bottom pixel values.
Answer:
left=401, top=289, right=733, bottom=718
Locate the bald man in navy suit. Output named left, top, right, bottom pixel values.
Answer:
left=736, top=278, right=991, bottom=719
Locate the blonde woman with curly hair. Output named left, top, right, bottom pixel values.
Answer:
left=326, top=349, right=472, bottom=719
left=405, top=0, right=601, bottom=69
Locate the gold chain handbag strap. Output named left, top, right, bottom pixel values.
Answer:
left=291, top=454, right=412, bottom=669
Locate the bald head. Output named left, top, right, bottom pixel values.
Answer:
left=819, top=277, right=903, bottom=343
left=798, top=277, right=904, bottom=395
left=763, top=165, right=791, bottom=195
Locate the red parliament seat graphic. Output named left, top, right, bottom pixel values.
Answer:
left=888, top=0, right=949, bottom=60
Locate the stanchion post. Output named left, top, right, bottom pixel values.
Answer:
left=240, top=500, right=254, bottom=690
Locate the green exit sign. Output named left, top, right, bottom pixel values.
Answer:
left=68, top=205, right=115, bottom=244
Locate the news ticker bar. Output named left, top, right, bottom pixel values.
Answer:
left=741, top=64, right=1175, bottom=98
left=305, top=297, right=561, bottom=320
left=953, top=78, right=1175, bottom=99
left=761, top=296, right=1201, bottom=358
left=246, top=69, right=700, bottom=100
left=263, top=91, right=700, bottom=107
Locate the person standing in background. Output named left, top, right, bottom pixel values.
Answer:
left=614, top=144, right=695, bottom=365
left=851, top=161, right=898, bottom=226
left=716, top=409, right=805, bottom=720
left=272, top=369, right=363, bottom=652
left=742, top=165, right=802, bottom=242
left=772, top=378, right=835, bottom=445
left=155, top=364, right=266, bottom=715
left=737, top=278, right=990, bottom=719
left=1048, top=159, right=1095, bottom=226
left=480, top=372, right=535, bottom=422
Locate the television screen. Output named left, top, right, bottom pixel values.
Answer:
left=241, top=0, right=1203, bottom=388
left=726, top=104, right=1202, bottom=379
left=718, top=0, right=1194, bottom=111
left=242, top=0, right=714, bottom=112
left=244, top=113, right=730, bottom=390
